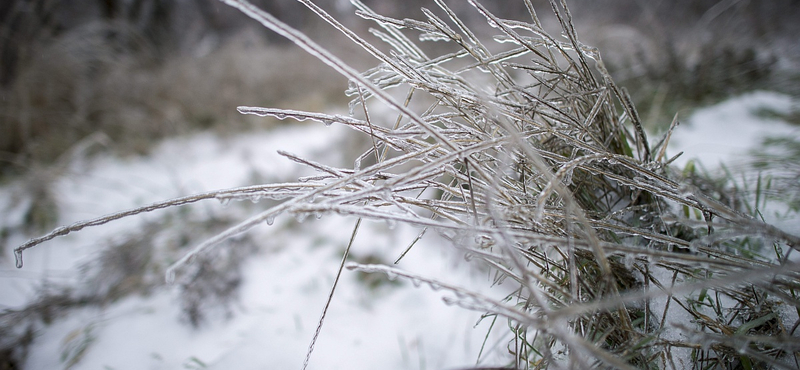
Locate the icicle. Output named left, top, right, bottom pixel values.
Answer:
left=216, top=196, right=231, bottom=207
left=14, top=249, right=23, bottom=268
left=348, top=100, right=358, bottom=116
left=165, top=268, right=176, bottom=285
left=736, top=340, right=751, bottom=355
left=493, top=35, right=517, bottom=44
left=266, top=215, right=275, bottom=226
left=561, top=168, right=574, bottom=186
left=419, top=32, right=449, bottom=42
left=623, top=253, right=635, bottom=269
left=679, top=184, right=695, bottom=198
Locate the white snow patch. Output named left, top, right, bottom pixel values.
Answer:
left=3, top=122, right=511, bottom=370
left=668, top=91, right=800, bottom=233
left=668, top=91, right=798, bottom=170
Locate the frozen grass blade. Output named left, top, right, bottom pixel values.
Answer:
left=303, top=218, right=361, bottom=370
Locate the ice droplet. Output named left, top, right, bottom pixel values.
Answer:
left=294, top=212, right=307, bottom=223
left=561, top=169, right=574, bottom=186
left=265, top=215, right=275, bottom=226
left=323, top=119, right=333, bottom=127
left=623, top=254, right=634, bottom=269
left=678, top=184, right=694, bottom=198
left=386, top=219, right=397, bottom=230
left=14, top=249, right=23, bottom=268
left=381, top=188, right=393, bottom=202
left=217, top=196, right=231, bottom=207
left=165, top=269, right=176, bottom=285
left=737, top=340, right=751, bottom=354
left=419, top=32, right=449, bottom=42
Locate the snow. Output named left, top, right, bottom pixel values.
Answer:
left=22, top=220, right=499, bottom=370
left=668, top=90, right=800, bottom=233
left=668, top=91, right=798, bottom=171
left=2, top=91, right=799, bottom=369
left=2, top=122, right=510, bottom=369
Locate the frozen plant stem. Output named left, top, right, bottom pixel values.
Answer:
left=303, top=217, right=361, bottom=370
left=218, top=0, right=458, bottom=152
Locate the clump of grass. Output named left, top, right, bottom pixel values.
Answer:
left=12, top=0, right=800, bottom=369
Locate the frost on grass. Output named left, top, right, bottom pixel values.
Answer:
left=13, top=0, right=800, bottom=369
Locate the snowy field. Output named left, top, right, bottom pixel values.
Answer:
left=668, top=91, right=798, bottom=170
left=668, top=91, right=800, bottom=233
left=1, top=91, right=798, bottom=369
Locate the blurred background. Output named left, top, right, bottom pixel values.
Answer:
left=2, top=0, right=798, bottom=177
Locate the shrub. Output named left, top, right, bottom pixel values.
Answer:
left=13, top=0, right=800, bottom=369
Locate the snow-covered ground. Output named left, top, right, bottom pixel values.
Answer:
left=668, top=91, right=798, bottom=171
left=1, top=91, right=798, bottom=369
left=2, top=122, right=511, bottom=369
left=667, top=90, right=800, bottom=233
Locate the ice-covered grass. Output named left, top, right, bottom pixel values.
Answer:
left=3, top=93, right=799, bottom=370
left=5, top=0, right=800, bottom=369
left=3, top=124, right=511, bottom=369
left=2, top=124, right=348, bottom=308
